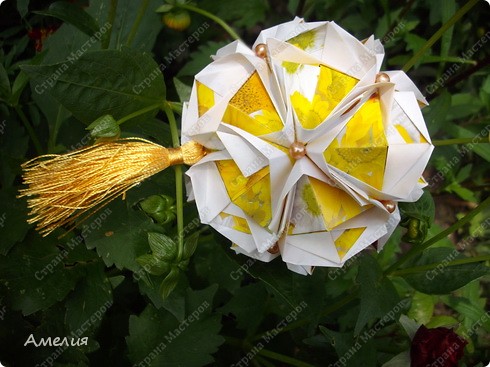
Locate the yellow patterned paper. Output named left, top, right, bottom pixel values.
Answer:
left=324, top=95, right=387, bottom=190
left=222, top=72, right=283, bottom=136
left=287, top=29, right=317, bottom=50
left=216, top=160, right=272, bottom=227
left=196, top=81, right=214, bottom=116
left=290, top=65, right=358, bottom=129
left=219, top=213, right=252, bottom=233
left=334, top=227, right=366, bottom=259
left=308, top=177, right=369, bottom=230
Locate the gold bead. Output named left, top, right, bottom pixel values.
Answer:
left=254, top=43, right=268, bottom=59
left=267, top=243, right=279, bottom=254
left=289, top=141, right=307, bottom=160
left=375, top=72, right=390, bottom=83
left=380, top=200, right=396, bottom=213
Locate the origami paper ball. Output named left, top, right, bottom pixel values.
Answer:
left=182, top=18, right=433, bottom=275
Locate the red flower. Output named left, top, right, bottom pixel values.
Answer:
left=27, top=25, right=59, bottom=52
left=410, top=325, right=468, bottom=367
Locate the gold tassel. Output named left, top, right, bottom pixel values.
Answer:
left=18, top=138, right=207, bottom=236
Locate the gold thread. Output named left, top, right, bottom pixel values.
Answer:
left=18, top=138, right=207, bottom=236
left=167, top=147, right=184, bottom=165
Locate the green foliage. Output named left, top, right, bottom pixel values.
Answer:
left=86, top=115, right=120, bottom=139
left=0, top=233, right=84, bottom=315
left=139, top=194, right=177, bottom=225
left=400, top=248, right=489, bottom=294
left=21, top=48, right=165, bottom=125
left=126, top=285, right=224, bottom=367
left=355, top=254, right=402, bottom=334
left=34, top=2, right=100, bottom=37
left=399, top=190, right=435, bottom=244
left=0, top=0, right=489, bottom=366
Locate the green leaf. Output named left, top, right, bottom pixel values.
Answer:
left=160, top=268, right=180, bottom=299
left=21, top=48, right=165, bottom=125
left=442, top=294, right=490, bottom=332
left=109, top=0, right=164, bottom=51
left=407, top=291, right=434, bottom=325
left=173, top=78, right=192, bottom=103
left=355, top=254, right=402, bottom=334
left=126, top=286, right=224, bottom=367
left=183, top=232, right=199, bottom=260
left=445, top=182, right=478, bottom=202
left=128, top=117, right=172, bottom=146
left=39, top=0, right=163, bottom=65
left=193, top=235, right=243, bottom=294
left=401, top=248, right=490, bottom=294
left=82, top=194, right=162, bottom=272
left=0, top=188, right=30, bottom=255
left=449, top=93, right=484, bottom=119
left=34, top=2, right=100, bottom=37
left=108, top=275, right=125, bottom=288
left=0, top=116, right=30, bottom=187
left=399, top=190, right=435, bottom=224
left=86, top=114, right=120, bottom=138
left=10, top=70, right=31, bottom=106
left=399, top=190, right=435, bottom=244
left=16, top=0, right=29, bottom=17
left=178, top=41, right=228, bottom=77
left=398, top=314, right=421, bottom=339
left=185, top=284, right=218, bottom=317
left=423, top=91, right=451, bottom=135
left=320, top=326, right=377, bottom=367
left=80, top=165, right=174, bottom=271
left=0, top=233, right=82, bottom=315
left=139, top=195, right=176, bottom=225
left=64, top=262, right=113, bottom=335
left=155, top=4, right=175, bottom=13
left=218, top=282, right=267, bottom=334
left=439, top=0, right=456, bottom=62
left=148, top=232, right=178, bottom=261
left=136, top=254, right=171, bottom=276
left=425, top=315, right=459, bottom=328
left=447, top=124, right=490, bottom=162
left=405, top=33, right=431, bottom=63
left=455, top=164, right=472, bottom=182
left=201, top=0, right=269, bottom=28
left=381, top=351, right=410, bottom=367
left=0, top=63, right=11, bottom=100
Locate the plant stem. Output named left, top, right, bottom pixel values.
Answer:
left=115, top=102, right=163, bottom=125
left=389, top=255, right=490, bottom=276
left=432, top=137, right=489, bottom=146
left=225, top=337, right=315, bottom=367
left=15, top=105, right=43, bottom=155
left=126, top=0, right=150, bottom=47
left=101, top=0, right=118, bottom=49
left=258, top=348, right=316, bottom=367
left=255, top=356, right=275, bottom=367
left=177, top=3, right=241, bottom=41
left=47, top=106, right=64, bottom=152
left=402, top=0, right=479, bottom=72
left=163, top=103, right=184, bottom=261
left=384, top=196, right=490, bottom=275
left=444, top=54, right=490, bottom=88
left=168, top=101, right=183, bottom=115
